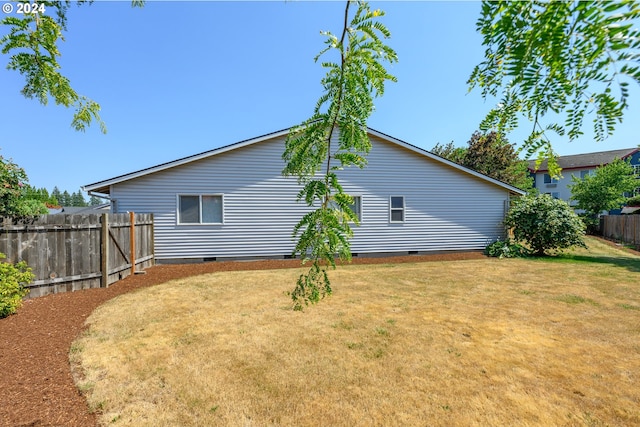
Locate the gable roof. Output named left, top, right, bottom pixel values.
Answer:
left=529, top=147, right=639, bottom=172
left=83, top=127, right=525, bottom=196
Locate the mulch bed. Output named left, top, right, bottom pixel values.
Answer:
left=0, top=251, right=484, bottom=427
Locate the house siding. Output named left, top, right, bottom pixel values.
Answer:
left=109, top=133, right=511, bottom=260
left=531, top=150, right=640, bottom=208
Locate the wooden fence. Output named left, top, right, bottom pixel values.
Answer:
left=0, top=213, right=154, bottom=298
left=600, top=215, right=640, bottom=249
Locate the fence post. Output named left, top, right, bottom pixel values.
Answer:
left=101, top=213, right=109, bottom=288
left=130, top=211, right=136, bottom=274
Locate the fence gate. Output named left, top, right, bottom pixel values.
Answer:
left=0, top=213, right=154, bottom=298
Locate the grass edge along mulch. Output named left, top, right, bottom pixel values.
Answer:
left=0, top=250, right=485, bottom=427
left=72, top=237, right=640, bottom=427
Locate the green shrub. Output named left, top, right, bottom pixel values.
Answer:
left=505, top=194, right=587, bottom=256
left=0, top=253, right=34, bottom=318
left=626, top=195, right=640, bottom=207
left=485, top=239, right=530, bottom=258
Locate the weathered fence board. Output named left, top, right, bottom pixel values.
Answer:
left=0, top=213, right=154, bottom=298
left=600, top=215, right=640, bottom=249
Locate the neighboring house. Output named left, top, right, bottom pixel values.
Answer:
left=83, top=127, right=525, bottom=262
left=529, top=147, right=640, bottom=207
left=48, top=204, right=111, bottom=215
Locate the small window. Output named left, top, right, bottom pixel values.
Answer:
left=543, top=174, right=558, bottom=184
left=544, top=192, right=560, bottom=199
left=178, top=195, right=223, bottom=224
left=349, top=196, right=362, bottom=222
left=633, top=165, right=640, bottom=175
left=580, top=170, right=591, bottom=179
left=329, top=195, right=362, bottom=222
left=390, top=196, right=405, bottom=223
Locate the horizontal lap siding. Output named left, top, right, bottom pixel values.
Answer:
left=111, top=134, right=509, bottom=259
left=344, top=138, right=506, bottom=253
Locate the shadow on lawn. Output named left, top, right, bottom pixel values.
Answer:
left=535, top=253, right=640, bottom=273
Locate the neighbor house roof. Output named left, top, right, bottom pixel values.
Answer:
left=529, top=147, right=639, bottom=172
left=49, top=204, right=111, bottom=215
left=83, top=127, right=526, bottom=196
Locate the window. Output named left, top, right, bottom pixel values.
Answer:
left=390, top=196, right=405, bottom=223
left=580, top=170, right=591, bottom=179
left=329, top=195, right=362, bottom=222
left=543, top=174, right=558, bottom=184
left=633, top=164, right=640, bottom=175
left=178, top=195, right=223, bottom=224
left=349, top=196, right=362, bottom=222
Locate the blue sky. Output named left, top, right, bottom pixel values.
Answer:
left=1, top=1, right=638, bottom=195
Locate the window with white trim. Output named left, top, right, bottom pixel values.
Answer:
left=329, top=195, right=362, bottom=222
left=633, top=164, right=640, bottom=175
left=543, top=173, right=558, bottom=184
left=178, top=194, right=223, bottom=224
left=390, top=196, right=405, bottom=223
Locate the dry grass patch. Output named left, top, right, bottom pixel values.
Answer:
left=72, top=237, right=640, bottom=426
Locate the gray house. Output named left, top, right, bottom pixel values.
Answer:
left=529, top=147, right=640, bottom=206
left=83, top=127, right=525, bottom=262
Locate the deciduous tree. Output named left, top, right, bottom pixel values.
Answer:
left=1, top=1, right=144, bottom=133
left=0, top=155, right=47, bottom=216
left=431, top=131, right=533, bottom=191
left=283, top=0, right=397, bottom=309
left=569, top=158, right=639, bottom=220
left=469, top=1, right=640, bottom=176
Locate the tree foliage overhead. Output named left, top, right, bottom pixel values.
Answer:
left=1, top=1, right=144, bottom=133
left=569, top=158, right=639, bottom=217
left=469, top=1, right=640, bottom=176
left=282, top=0, right=397, bottom=309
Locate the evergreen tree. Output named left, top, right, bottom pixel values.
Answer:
left=89, top=196, right=103, bottom=206
left=60, top=191, right=71, bottom=206
left=51, top=187, right=62, bottom=206
left=71, top=191, right=87, bottom=207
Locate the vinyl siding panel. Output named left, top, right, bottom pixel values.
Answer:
left=110, top=133, right=511, bottom=260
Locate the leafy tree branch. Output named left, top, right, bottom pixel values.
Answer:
left=468, top=0, right=640, bottom=176
left=283, top=0, right=397, bottom=310
left=1, top=1, right=144, bottom=133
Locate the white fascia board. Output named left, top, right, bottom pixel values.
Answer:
left=366, top=128, right=526, bottom=196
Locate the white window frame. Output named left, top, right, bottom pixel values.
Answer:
left=543, top=173, right=558, bottom=184
left=328, top=195, right=362, bottom=223
left=389, top=196, right=405, bottom=223
left=177, top=194, right=224, bottom=225
left=633, top=164, right=640, bottom=175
